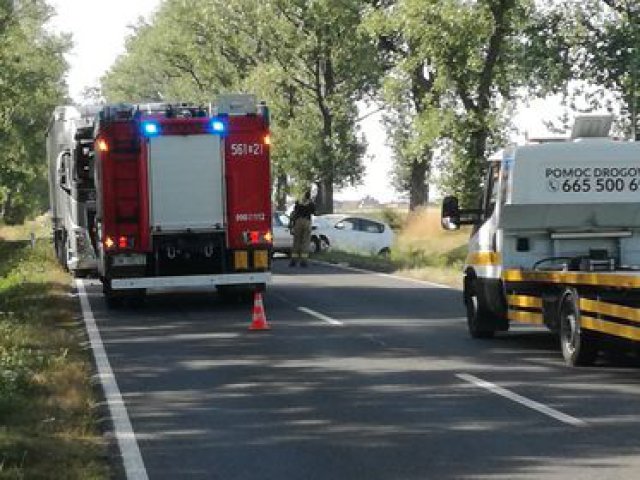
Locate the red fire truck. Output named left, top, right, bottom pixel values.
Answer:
left=93, top=94, right=272, bottom=306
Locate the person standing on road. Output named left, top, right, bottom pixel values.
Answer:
left=289, top=190, right=315, bottom=267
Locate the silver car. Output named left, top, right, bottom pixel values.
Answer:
left=272, top=211, right=293, bottom=255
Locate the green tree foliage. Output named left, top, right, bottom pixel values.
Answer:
left=371, top=0, right=572, bottom=208
left=102, top=0, right=379, bottom=213
left=0, top=0, right=69, bottom=224
left=254, top=0, right=378, bottom=213
left=102, top=0, right=261, bottom=103
left=400, top=0, right=533, bottom=207
left=366, top=0, right=447, bottom=211
left=100, top=0, right=639, bottom=211
left=558, top=1, right=640, bottom=139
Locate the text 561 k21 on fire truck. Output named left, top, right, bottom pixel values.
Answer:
left=442, top=115, right=640, bottom=366
left=48, top=94, right=273, bottom=307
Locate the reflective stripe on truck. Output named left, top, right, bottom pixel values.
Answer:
left=503, top=269, right=640, bottom=289
left=111, top=272, right=271, bottom=290
left=506, top=294, right=544, bottom=325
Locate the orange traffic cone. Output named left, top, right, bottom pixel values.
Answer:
left=249, top=291, right=271, bottom=331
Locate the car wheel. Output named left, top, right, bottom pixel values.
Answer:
left=311, top=236, right=321, bottom=254
left=378, top=247, right=390, bottom=258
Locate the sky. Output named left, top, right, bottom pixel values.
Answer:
left=46, top=0, right=562, bottom=204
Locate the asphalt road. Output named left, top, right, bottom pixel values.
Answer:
left=79, top=259, right=640, bottom=480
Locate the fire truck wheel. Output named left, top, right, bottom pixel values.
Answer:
left=105, top=293, right=123, bottom=309
left=559, top=289, right=598, bottom=366
left=103, top=281, right=124, bottom=309
left=464, top=278, right=496, bottom=339
left=216, top=286, right=253, bottom=304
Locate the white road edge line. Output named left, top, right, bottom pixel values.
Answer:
left=298, top=306, right=344, bottom=326
left=75, top=279, right=149, bottom=480
left=456, top=373, right=587, bottom=427
left=311, top=259, right=454, bottom=290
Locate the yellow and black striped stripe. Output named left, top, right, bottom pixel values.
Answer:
left=507, top=294, right=544, bottom=325
left=503, top=269, right=640, bottom=290
left=579, top=298, right=640, bottom=342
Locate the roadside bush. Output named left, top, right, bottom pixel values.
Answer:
left=380, top=207, right=405, bottom=231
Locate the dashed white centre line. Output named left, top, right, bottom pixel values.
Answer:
left=76, top=279, right=149, bottom=480
left=298, top=306, right=344, bottom=326
left=457, top=373, right=587, bottom=427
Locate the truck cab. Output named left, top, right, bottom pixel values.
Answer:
left=46, top=106, right=99, bottom=275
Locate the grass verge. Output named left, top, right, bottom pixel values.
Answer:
left=315, top=207, right=470, bottom=289
left=0, top=219, right=109, bottom=479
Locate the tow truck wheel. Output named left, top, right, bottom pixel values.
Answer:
left=559, top=289, right=597, bottom=366
left=464, top=278, right=496, bottom=339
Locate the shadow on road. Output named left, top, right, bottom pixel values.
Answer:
left=84, top=275, right=640, bottom=480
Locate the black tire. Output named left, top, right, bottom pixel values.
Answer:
left=61, top=230, right=69, bottom=271
left=320, top=236, right=330, bottom=251
left=310, top=236, right=321, bottom=254
left=103, top=280, right=145, bottom=309
left=559, top=289, right=598, bottom=366
left=464, top=277, right=496, bottom=339
left=55, top=229, right=68, bottom=270
left=125, top=289, right=147, bottom=308
left=217, top=286, right=254, bottom=304
left=54, top=231, right=63, bottom=265
left=378, top=247, right=391, bottom=258
left=104, top=290, right=123, bottom=309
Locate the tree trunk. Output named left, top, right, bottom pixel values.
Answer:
left=275, top=173, right=288, bottom=211
left=317, top=108, right=334, bottom=213
left=315, top=48, right=336, bottom=214
left=462, top=127, right=490, bottom=207
left=315, top=177, right=334, bottom=214
left=1, top=191, right=12, bottom=222
left=408, top=155, right=430, bottom=211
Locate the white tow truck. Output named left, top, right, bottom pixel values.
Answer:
left=442, top=115, right=640, bottom=366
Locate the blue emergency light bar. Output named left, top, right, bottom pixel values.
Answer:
left=142, top=121, right=160, bottom=136
left=140, top=117, right=226, bottom=136
left=210, top=119, right=226, bottom=133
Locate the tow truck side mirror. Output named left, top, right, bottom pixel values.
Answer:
left=441, top=196, right=461, bottom=231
